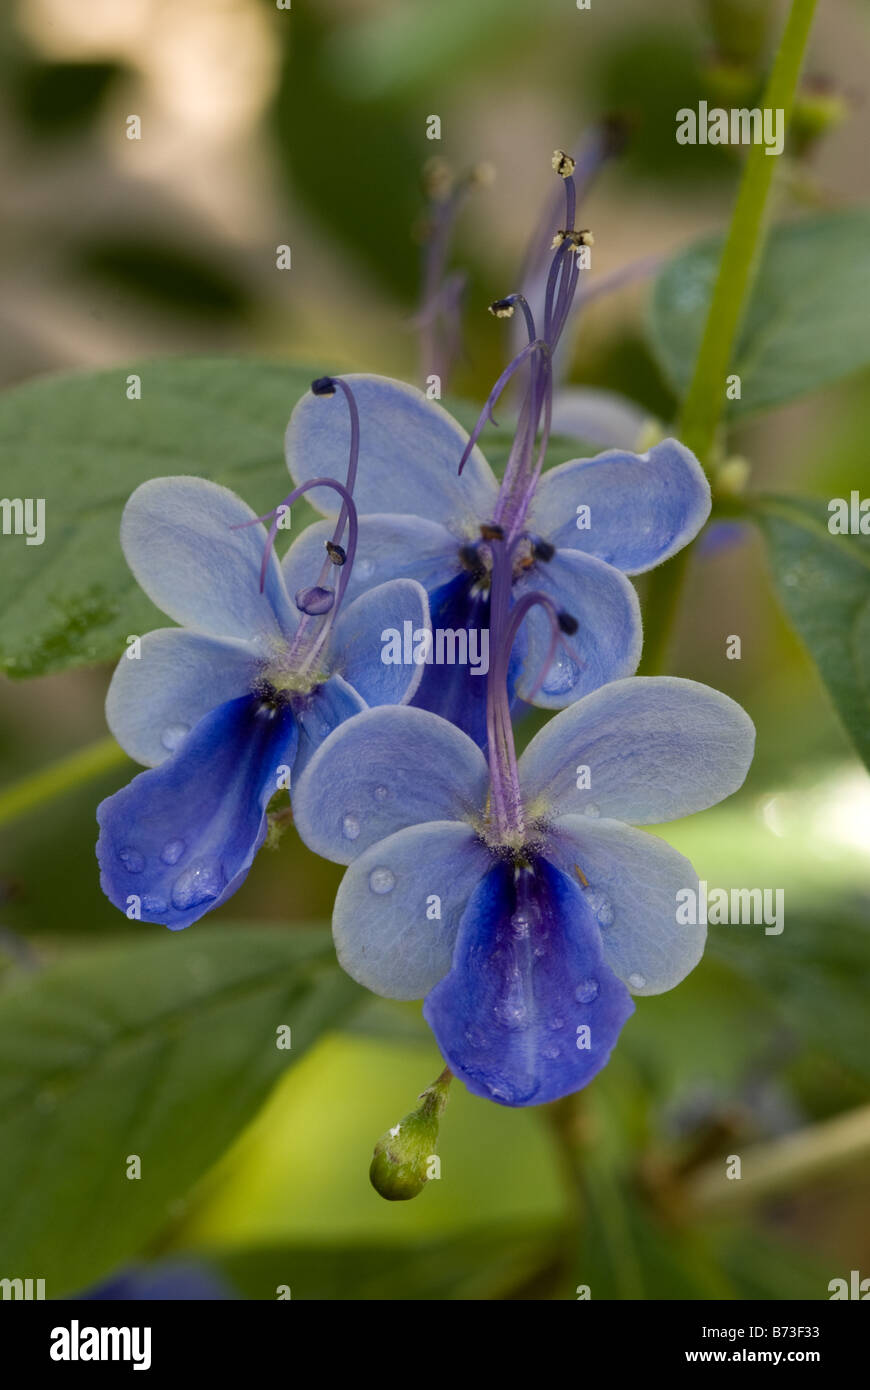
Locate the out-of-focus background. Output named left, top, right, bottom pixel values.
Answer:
left=1, top=0, right=869, bottom=1299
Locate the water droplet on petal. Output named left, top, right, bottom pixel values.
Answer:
left=629, top=971, right=646, bottom=990
left=161, top=723, right=189, bottom=752
left=119, top=847, right=144, bottom=873
left=342, top=814, right=360, bottom=841
left=584, top=888, right=614, bottom=927
left=368, top=866, right=395, bottom=895
left=373, top=785, right=389, bottom=802
left=550, top=1016, right=565, bottom=1030
left=584, top=802, right=601, bottom=818
left=355, top=557, right=375, bottom=580
left=543, top=1044, right=561, bottom=1060
left=541, top=649, right=580, bottom=696
left=464, top=1026, right=488, bottom=1049
left=160, top=839, right=185, bottom=865
left=295, top=585, right=334, bottom=615
left=171, top=857, right=225, bottom=911
left=511, top=910, right=532, bottom=938
left=142, top=895, right=167, bottom=914
left=575, top=977, right=599, bottom=1004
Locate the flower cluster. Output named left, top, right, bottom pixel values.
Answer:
left=96, top=155, right=754, bottom=1106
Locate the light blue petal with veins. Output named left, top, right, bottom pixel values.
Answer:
left=332, top=578, right=430, bottom=707
left=121, top=476, right=298, bottom=640
left=529, top=438, right=711, bottom=574
left=292, top=705, right=489, bottom=865
left=513, top=547, right=642, bottom=707
left=291, top=674, right=367, bottom=782
left=284, top=374, right=498, bottom=527
left=282, top=513, right=461, bottom=609
left=518, top=676, right=755, bottom=825
left=544, top=816, right=705, bottom=996
left=106, top=627, right=262, bottom=768
left=332, top=821, right=493, bottom=999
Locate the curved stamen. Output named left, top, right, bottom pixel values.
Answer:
left=233, top=476, right=358, bottom=606
left=458, top=338, right=550, bottom=475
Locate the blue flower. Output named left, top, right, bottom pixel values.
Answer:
left=292, top=676, right=754, bottom=1107
left=96, top=475, right=429, bottom=930
left=282, top=376, right=710, bottom=743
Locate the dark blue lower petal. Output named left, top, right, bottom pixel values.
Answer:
left=423, top=855, right=634, bottom=1106
left=410, top=573, right=524, bottom=747
left=97, top=694, right=298, bottom=930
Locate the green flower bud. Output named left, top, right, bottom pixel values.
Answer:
left=369, top=1069, right=451, bottom=1202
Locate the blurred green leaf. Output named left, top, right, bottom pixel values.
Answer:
left=0, top=924, right=361, bottom=1296
left=649, top=209, right=870, bottom=414
left=0, top=359, right=318, bottom=679
left=751, top=495, right=870, bottom=770
left=75, top=240, right=250, bottom=321
left=11, top=61, right=124, bottom=138
left=216, top=1226, right=556, bottom=1300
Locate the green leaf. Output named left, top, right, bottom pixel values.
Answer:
left=751, top=494, right=870, bottom=769
left=0, top=358, right=317, bottom=679
left=649, top=208, right=870, bottom=416
left=0, top=924, right=361, bottom=1296
left=215, top=1226, right=556, bottom=1300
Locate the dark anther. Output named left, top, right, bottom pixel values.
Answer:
left=325, top=540, right=346, bottom=566
left=480, top=522, right=505, bottom=541
left=557, top=610, right=579, bottom=635
left=311, top=376, right=336, bottom=396
left=488, top=298, right=515, bottom=319
left=531, top=537, right=555, bottom=563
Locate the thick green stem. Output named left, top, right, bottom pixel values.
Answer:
left=0, top=735, right=127, bottom=829
left=639, top=0, right=818, bottom=673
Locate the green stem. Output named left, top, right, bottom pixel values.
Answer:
left=639, top=0, right=818, bottom=674
left=0, top=735, right=127, bottom=829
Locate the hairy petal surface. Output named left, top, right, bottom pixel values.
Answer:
left=423, top=857, right=634, bottom=1106
left=519, top=676, right=756, bottom=824
left=97, top=694, right=298, bottom=930
left=284, top=374, right=498, bottom=528
left=292, top=705, right=489, bottom=865
left=514, top=548, right=642, bottom=708
left=545, top=816, right=705, bottom=995
left=332, top=821, right=493, bottom=999
left=105, top=628, right=261, bottom=767
left=530, top=439, right=711, bottom=574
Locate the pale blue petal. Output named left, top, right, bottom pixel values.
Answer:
left=106, top=627, right=261, bottom=767
left=544, top=815, right=705, bottom=995
left=284, top=374, right=499, bottom=527
left=518, top=676, right=755, bottom=824
left=291, top=674, right=367, bottom=782
left=121, top=477, right=297, bottom=640
left=529, top=438, right=711, bottom=574
left=550, top=386, right=648, bottom=450
left=513, top=548, right=642, bottom=707
left=332, top=822, right=492, bottom=999
left=292, top=705, right=488, bottom=865
left=332, top=578, right=430, bottom=707
left=281, top=513, right=461, bottom=609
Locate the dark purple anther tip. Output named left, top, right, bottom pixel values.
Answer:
left=295, top=585, right=335, bottom=616
left=311, top=377, right=336, bottom=396
left=531, top=537, right=555, bottom=562
left=557, top=610, right=578, bottom=635
left=480, top=522, right=505, bottom=541
left=325, top=541, right=346, bottom=566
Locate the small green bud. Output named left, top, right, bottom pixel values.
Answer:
left=791, top=82, right=848, bottom=157
left=369, top=1069, right=451, bottom=1202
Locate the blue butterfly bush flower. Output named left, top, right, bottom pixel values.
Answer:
left=282, top=156, right=711, bottom=745
left=97, top=383, right=430, bottom=930
left=292, top=539, right=755, bottom=1107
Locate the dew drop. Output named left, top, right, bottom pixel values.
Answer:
left=368, top=866, right=395, bottom=895
left=584, top=802, right=601, bottom=818
left=160, top=839, right=185, bottom=865
left=584, top=889, right=614, bottom=927
left=373, top=784, right=389, bottom=802
left=494, top=1000, right=530, bottom=1031
left=171, top=857, right=225, bottom=911
left=355, top=557, right=375, bottom=580
left=511, top=910, right=532, bottom=938
left=550, top=1016, right=565, bottom=1030
left=464, top=1026, right=488, bottom=1049
left=342, top=814, right=360, bottom=841
left=161, top=723, right=189, bottom=752
left=574, top=977, right=599, bottom=1004
left=118, top=847, right=144, bottom=873
left=543, top=1044, right=561, bottom=1060
left=629, top=971, right=646, bottom=990
left=541, top=649, right=580, bottom=696
left=142, top=895, right=168, bottom=914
